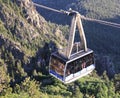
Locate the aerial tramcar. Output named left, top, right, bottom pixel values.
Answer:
left=49, top=10, right=95, bottom=83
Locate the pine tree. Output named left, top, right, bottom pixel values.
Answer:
left=74, top=86, right=83, bottom=98
left=20, top=77, right=41, bottom=98
left=0, top=63, right=12, bottom=96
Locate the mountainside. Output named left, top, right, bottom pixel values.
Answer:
left=0, top=0, right=66, bottom=88
left=0, top=0, right=67, bottom=70
left=0, top=0, right=47, bottom=57
left=0, top=0, right=120, bottom=98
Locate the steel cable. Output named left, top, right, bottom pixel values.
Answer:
left=19, top=1, right=120, bottom=29
left=81, top=15, right=120, bottom=29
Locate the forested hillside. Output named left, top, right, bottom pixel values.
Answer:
left=0, top=0, right=120, bottom=98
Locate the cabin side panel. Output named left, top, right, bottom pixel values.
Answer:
left=49, top=55, right=66, bottom=80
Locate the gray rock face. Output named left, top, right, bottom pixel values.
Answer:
left=17, top=0, right=49, bottom=34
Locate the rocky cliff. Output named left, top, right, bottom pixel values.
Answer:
left=0, top=0, right=67, bottom=77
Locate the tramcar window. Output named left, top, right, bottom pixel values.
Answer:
left=50, top=55, right=65, bottom=77
left=65, top=53, right=94, bottom=76
left=85, top=53, right=94, bottom=67
left=66, top=58, right=83, bottom=76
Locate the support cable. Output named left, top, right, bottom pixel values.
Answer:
left=33, top=2, right=62, bottom=14
left=21, top=1, right=120, bottom=29
left=34, top=2, right=120, bottom=29
left=81, top=15, right=120, bottom=29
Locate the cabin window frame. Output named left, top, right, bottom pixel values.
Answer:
left=65, top=52, right=94, bottom=77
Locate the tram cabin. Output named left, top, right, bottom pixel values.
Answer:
left=49, top=49, right=95, bottom=84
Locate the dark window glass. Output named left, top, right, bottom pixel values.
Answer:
left=65, top=53, right=94, bottom=76
left=50, top=55, right=65, bottom=77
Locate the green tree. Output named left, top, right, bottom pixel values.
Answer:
left=96, top=83, right=108, bottom=98
left=20, top=77, right=41, bottom=98
left=114, top=74, right=120, bottom=93
left=16, top=60, right=27, bottom=77
left=73, top=86, right=83, bottom=98
left=0, top=62, right=12, bottom=96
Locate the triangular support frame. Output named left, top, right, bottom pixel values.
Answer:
left=60, top=11, right=88, bottom=59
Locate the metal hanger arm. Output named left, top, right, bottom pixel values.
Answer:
left=65, top=13, right=88, bottom=59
